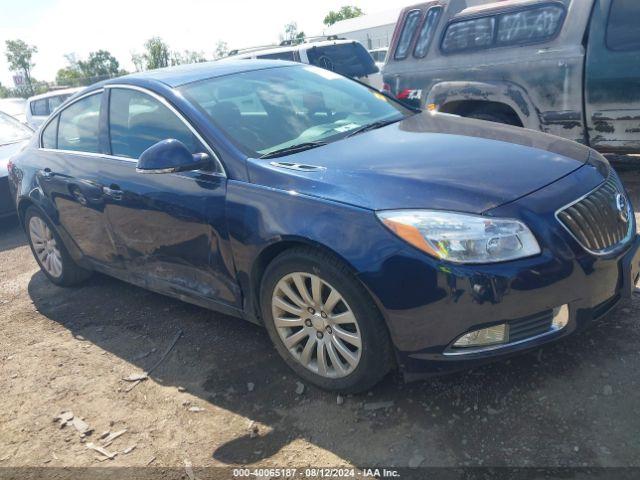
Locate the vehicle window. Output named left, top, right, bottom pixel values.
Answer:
left=442, top=17, right=495, bottom=53
left=607, top=0, right=640, bottom=51
left=179, top=64, right=413, bottom=157
left=57, top=93, right=102, bottom=153
left=31, top=99, right=49, bottom=116
left=0, top=111, right=32, bottom=146
left=497, top=4, right=564, bottom=45
left=306, top=42, right=378, bottom=78
left=109, top=88, right=204, bottom=159
left=394, top=9, right=422, bottom=60
left=257, top=51, right=296, bottom=61
left=41, top=117, right=57, bottom=148
left=413, top=7, right=443, bottom=58
left=48, top=94, right=69, bottom=113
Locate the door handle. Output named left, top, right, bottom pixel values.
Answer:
left=102, top=184, right=123, bottom=200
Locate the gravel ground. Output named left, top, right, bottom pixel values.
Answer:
left=1, top=168, right=640, bottom=472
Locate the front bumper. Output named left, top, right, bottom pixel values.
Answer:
left=358, top=165, right=640, bottom=378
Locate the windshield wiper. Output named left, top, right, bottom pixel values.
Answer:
left=259, top=141, right=327, bottom=159
left=345, top=118, right=401, bottom=138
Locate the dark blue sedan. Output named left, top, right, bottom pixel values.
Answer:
left=7, top=61, right=640, bottom=392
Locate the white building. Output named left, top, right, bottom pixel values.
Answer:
left=323, top=8, right=402, bottom=50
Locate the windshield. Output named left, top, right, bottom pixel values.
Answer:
left=179, top=65, right=414, bottom=157
left=0, top=111, right=32, bottom=146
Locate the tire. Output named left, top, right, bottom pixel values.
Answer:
left=467, top=111, right=517, bottom=126
left=24, top=206, right=92, bottom=287
left=260, top=247, right=393, bottom=393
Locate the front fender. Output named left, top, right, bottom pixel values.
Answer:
left=225, top=180, right=405, bottom=340
left=427, top=80, right=540, bottom=130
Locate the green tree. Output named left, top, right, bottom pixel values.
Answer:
left=0, top=82, right=10, bottom=98
left=323, top=6, right=364, bottom=26
left=143, top=37, right=170, bottom=70
left=214, top=40, right=229, bottom=59
left=5, top=39, right=38, bottom=95
left=77, top=50, right=120, bottom=80
left=282, top=22, right=305, bottom=44
left=55, top=66, right=83, bottom=86
left=171, top=50, right=207, bottom=66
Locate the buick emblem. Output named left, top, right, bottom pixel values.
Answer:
left=616, top=193, right=629, bottom=223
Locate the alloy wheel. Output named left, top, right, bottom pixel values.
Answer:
left=271, top=272, right=362, bottom=378
left=29, top=216, right=63, bottom=278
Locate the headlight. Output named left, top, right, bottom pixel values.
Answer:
left=377, top=210, right=541, bottom=263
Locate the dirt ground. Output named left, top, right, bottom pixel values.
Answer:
left=1, top=168, right=640, bottom=475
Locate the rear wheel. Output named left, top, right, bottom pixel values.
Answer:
left=25, top=207, right=92, bottom=286
left=260, top=247, right=393, bottom=393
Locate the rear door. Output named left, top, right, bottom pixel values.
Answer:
left=586, top=0, right=640, bottom=153
left=99, top=86, right=240, bottom=309
left=37, top=90, right=119, bottom=265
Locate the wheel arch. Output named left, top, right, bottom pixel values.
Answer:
left=249, top=236, right=362, bottom=324
left=427, top=80, right=539, bottom=129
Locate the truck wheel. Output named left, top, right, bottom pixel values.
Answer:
left=260, top=247, right=393, bottom=393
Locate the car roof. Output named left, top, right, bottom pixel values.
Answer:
left=110, top=60, right=299, bottom=88
left=27, top=87, right=84, bottom=102
left=226, top=39, right=364, bottom=60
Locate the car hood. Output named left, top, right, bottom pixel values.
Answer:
left=0, top=140, right=28, bottom=177
left=247, top=112, right=592, bottom=214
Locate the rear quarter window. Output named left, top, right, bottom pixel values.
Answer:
left=442, top=16, right=495, bottom=52
left=442, top=3, right=566, bottom=54
left=606, top=0, right=640, bottom=51
left=41, top=117, right=58, bottom=149
left=496, top=4, right=565, bottom=45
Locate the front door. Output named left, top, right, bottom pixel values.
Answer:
left=586, top=0, right=640, bottom=153
left=99, top=86, right=241, bottom=309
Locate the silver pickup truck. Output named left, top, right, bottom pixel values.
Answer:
left=383, top=0, right=640, bottom=154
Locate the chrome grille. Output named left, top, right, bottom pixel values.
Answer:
left=557, top=175, right=632, bottom=253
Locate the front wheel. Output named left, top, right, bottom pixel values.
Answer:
left=260, top=247, right=393, bottom=393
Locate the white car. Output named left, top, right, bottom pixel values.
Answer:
left=0, top=98, right=27, bottom=124
left=224, top=39, right=381, bottom=88
left=26, top=87, right=84, bottom=128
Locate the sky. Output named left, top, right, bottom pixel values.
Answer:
left=0, top=0, right=408, bottom=87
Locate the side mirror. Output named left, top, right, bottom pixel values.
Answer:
left=136, top=139, right=210, bottom=174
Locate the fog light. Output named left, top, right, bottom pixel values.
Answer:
left=453, top=324, right=506, bottom=348
left=551, top=304, right=569, bottom=330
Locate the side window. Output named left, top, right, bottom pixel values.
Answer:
left=31, top=99, right=49, bottom=116
left=413, top=7, right=443, bottom=58
left=109, top=88, right=205, bottom=159
left=607, top=0, right=640, bottom=51
left=41, top=117, right=58, bottom=149
left=257, top=51, right=296, bottom=61
left=57, top=93, right=102, bottom=153
left=442, top=17, right=495, bottom=53
left=394, top=9, right=422, bottom=60
left=496, top=5, right=564, bottom=45
left=48, top=95, right=68, bottom=113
